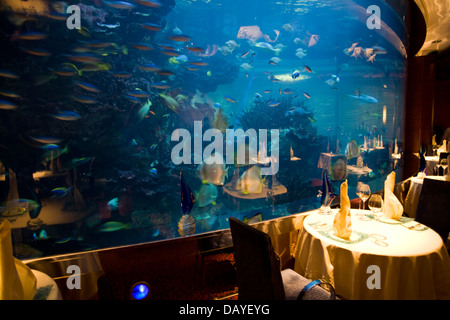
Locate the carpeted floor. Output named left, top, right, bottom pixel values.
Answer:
left=97, top=248, right=238, bottom=300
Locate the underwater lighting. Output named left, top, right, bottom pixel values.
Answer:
left=131, top=282, right=150, bottom=300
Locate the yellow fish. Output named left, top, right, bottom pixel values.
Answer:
left=212, top=108, right=228, bottom=134
left=236, top=165, right=264, bottom=195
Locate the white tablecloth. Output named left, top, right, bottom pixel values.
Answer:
left=404, top=176, right=446, bottom=218
left=31, top=269, right=62, bottom=300
left=293, top=209, right=450, bottom=300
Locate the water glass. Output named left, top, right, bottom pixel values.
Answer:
left=368, top=194, right=383, bottom=218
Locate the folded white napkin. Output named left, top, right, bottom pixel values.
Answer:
left=333, top=180, right=352, bottom=240
left=383, top=172, right=403, bottom=220
left=0, top=219, right=37, bottom=300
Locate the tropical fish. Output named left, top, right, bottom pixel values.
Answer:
left=51, top=187, right=73, bottom=198
left=75, top=81, right=101, bottom=93
left=295, top=48, right=307, bottom=59
left=197, top=153, right=226, bottom=186
left=107, top=198, right=119, bottom=211
left=79, top=62, right=112, bottom=72
left=0, top=69, right=20, bottom=79
left=130, top=43, right=154, bottom=51
left=127, top=89, right=150, bottom=98
left=72, top=95, right=97, bottom=104
left=180, top=172, right=195, bottom=215
left=240, top=63, right=253, bottom=70
left=186, top=45, right=204, bottom=53
left=189, top=60, right=209, bottom=66
left=303, top=92, right=311, bottom=99
left=40, top=143, right=60, bottom=150
left=345, top=139, right=360, bottom=159
left=291, top=70, right=300, bottom=79
left=110, top=71, right=132, bottom=78
left=13, top=31, right=48, bottom=41
left=303, top=64, right=312, bottom=73
left=308, top=34, right=320, bottom=47
left=168, top=34, right=191, bottom=42
left=99, top=221, right=130, bottom=232
left=290, top=145, right=301, bottom=161
left=139, top=23, right=163, bottom=31
left=223, top=96, right=237, bottom=103
left=283, top=88, right=294, bottom=94
left=30, top=136, right=63, bottom=144
left=347, top=93, right=379, bottom=103
left=269, top=57, right=281, bottom=65
left=225, top=40, right=239, bottom=50
left=104, top=1, right=136, bottom=9
left=317, top=169, right=335, bottom=208
left=160, top=93, right=180, bottom=113
left=196, top=183, right=218, bottom=207
left=212, top=108, right=229, bottom=133
left=169, top=55, right=188, bottom=64
left=161, top=49, right=182, bottom=57
left=0, top=100, right=18, bottom=110
left=236, top=165, right=264, bottom=195
left=69, top=157, right=92, bottom=168
left=285, top=106, right=310, bottom=117
left=136, top=0, right=162, bottom=7
left=137, top=63, right=161, bottom=72
left=150, top=82, right=171, bottom=89
left=66, top=53, right=102, bottom=63
left=266, top=100, right=281, bottom=107
left=243, top=213, right=262, bottom=224
left=52, top=111, right=81, bottom=121
left=22, top=47, right=51, bottom=57
left=271, top=73, right=310, bottom=82
left=254, top=42, right=281, bottom=54
left=137, top=99, right=152, bottom=122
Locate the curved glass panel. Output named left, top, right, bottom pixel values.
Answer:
left=0, top=0, right=407, bottom=258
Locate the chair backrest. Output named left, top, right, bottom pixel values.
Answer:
left=393, top=178, right=411, bottom=207
left=229, top=217, right=285, bottom=300
left=415, top=178, right=450, bottom=242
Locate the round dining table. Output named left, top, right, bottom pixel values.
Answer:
left=293, top=209, right=450, bottom=300
left=403, top=175, right=446, bottom=218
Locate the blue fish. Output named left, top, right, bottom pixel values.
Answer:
left=180, top=172, right=195, bottom=215
left=52, top=111, right=81, bottom=121
left=291, top=70, right=300, bottom=79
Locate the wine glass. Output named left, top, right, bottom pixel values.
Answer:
left=368, top=194, right=383, bottom=219
left=356, top=182, right=371, bottom=210
left=440, top=158, right=448, bottom=176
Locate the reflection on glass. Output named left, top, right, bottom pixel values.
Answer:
left=0, top=0, right=407, bottom=258
left=368, top=194, right=383, bottom=218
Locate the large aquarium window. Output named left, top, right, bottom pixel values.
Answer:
left=0, top=0, right=407, bottom=258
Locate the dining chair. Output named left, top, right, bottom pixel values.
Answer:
left=393, top=178, right=411, bottom=209
left=415, top=178, right=450, bottom=243
left=229, top=217, right=336, bottom=300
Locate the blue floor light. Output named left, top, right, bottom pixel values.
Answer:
left=131, top=282, right=150, bottom=300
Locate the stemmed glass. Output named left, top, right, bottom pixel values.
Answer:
left=440, top=158, right=448, bottom=176
left=368, top=194, right=383, bottom=219
left=356, top=182, right=371, bottom=210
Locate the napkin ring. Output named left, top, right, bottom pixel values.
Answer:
left=296, top=279, right=337, bottom=300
